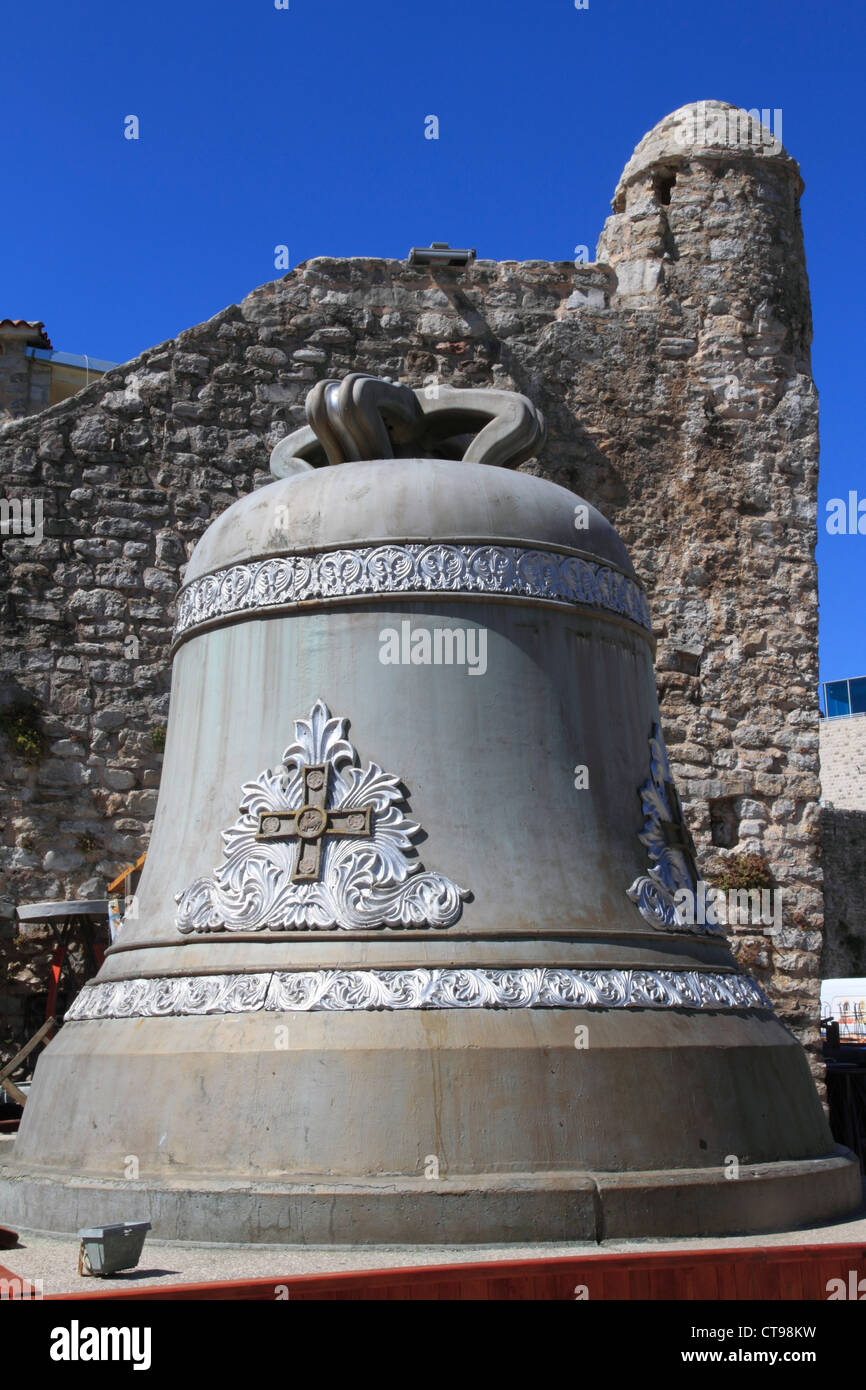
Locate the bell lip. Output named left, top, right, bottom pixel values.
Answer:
left=2, top=1149, right=859, bottom=1244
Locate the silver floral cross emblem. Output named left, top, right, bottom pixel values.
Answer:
left=175, top=700, right=468, bottom=932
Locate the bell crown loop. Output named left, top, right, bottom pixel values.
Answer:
left=270, top=373, right=547, bottom=477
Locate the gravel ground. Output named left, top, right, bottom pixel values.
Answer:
left=3, top=1196, right=865, bottom=1296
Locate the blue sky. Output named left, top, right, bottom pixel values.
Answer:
left=2, top=0, right=863, bottom=695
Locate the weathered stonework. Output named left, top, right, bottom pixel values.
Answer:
left=821, top=808, right=866, bottom=979
left=0, top=102, right=826, bottom=1073
left=819, top=714, right=866, bottom=980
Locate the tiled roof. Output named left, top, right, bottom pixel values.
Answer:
left=0, top=319, right=53, bottom=349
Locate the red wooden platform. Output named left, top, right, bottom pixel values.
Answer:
left=4, top=1241, right=860, bottom=1300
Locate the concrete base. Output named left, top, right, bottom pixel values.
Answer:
left=3, top=1004, right=862, bottom=1243
left=0, top=1151, right=859, bottom=1245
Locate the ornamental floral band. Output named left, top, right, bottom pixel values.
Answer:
left=172, top=542, right=652, bottom=646
left=65, top=967, right=774, bottom=1021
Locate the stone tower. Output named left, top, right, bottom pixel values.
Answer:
left=0, top=102, right=824, bottom=1072
left=593, top=101, right=822, bottom=1055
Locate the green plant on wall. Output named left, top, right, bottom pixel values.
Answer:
left=712, top=852, right=773, bottom=894
left=0, top=703, right=47, bottom=764
left=151, top=727, right=167, bottom=753
left=77, top=831, right=100, bottom=854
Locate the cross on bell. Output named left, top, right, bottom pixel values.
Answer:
left=256, top=762, right=373, bottom=883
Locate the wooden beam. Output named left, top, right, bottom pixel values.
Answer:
left=0, top=1077, right=27, bottom=1107
left=0, top=1016, right=56, bottom=1092
left=107, top=864, right=134, bottom=892
left=107, top=853, right=146, bottom=894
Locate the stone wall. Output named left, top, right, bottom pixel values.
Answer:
left=821, top=808, right=866, bottom=978
left=0, top=102, right=826, bottom=1070
left=820, top=714, right=866, bottom=811
left=820, top=714, right=866, bottom=981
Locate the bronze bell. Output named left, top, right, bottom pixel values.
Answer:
left=3, top=376, right=859, bottom=1243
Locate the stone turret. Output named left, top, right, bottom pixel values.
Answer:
left=599, top=101, right=808, bottom=335
left=595, top=103, right=822, bottom=1060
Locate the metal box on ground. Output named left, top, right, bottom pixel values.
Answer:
left=78, top=1222, right=151, bottom=1277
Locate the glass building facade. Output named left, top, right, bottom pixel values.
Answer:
left=823, top=676, right=866, bottom=718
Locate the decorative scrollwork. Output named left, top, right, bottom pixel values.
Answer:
left=175, top=700, right=468, bottom=933
left=173, top=543, right=652, bottom=646
left=627, top=723, right=725, bottom=937
left=627, top=869, right=686, bottom=931
left=65, top=967, right=774, bottom=1021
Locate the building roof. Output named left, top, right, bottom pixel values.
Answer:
left=0, top=319, right=53, bottom=349
left=26, top=347, right=118, bottom=373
